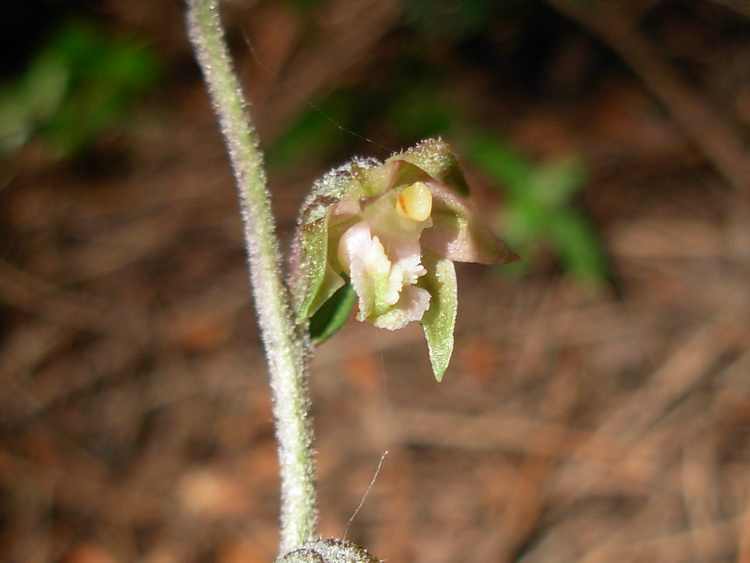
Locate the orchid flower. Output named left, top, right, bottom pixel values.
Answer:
left=291, top=138, right=518, bottom=380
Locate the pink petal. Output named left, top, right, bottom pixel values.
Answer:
left=422, top=181, right=519, bottom=265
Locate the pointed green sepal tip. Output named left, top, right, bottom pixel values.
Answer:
left=419, top=253, right=457, bottom=382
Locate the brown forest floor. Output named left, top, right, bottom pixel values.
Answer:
left=2, top=0, right=750, bottom=562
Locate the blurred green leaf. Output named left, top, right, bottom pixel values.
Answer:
left=545, top=210, right=608, bottom=285
left=528, top=156, right=586, bottom=207
left=0, top=18, right=160, bottom=159
left=404, top=0, right=522, bottom=39
left=266, top=93, right=357, bottom=170
left=282, top=0, right=326, bottom=11
left=466, top=131, right=609, bottom=286
left=385, top=82, right=455, bottom=141
left=465, top=134, right=531, bottom=197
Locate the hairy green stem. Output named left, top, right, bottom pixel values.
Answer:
left=185, top=0, right=316, bottom=555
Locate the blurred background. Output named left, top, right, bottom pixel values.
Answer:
left=2, top=0, right=750, bottom=561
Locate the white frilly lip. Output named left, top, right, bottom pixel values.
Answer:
left=337, top=220, right=430, bottom=330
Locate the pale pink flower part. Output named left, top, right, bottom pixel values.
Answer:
left=337, top=219, right=431, bottom=330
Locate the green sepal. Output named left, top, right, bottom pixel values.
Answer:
left=387, top=137, right=470, bottom=196
left=308, top=279, right=356, bottom=344
left=293, top=218, right=339, bottom=323
left=419, top=252, right=458, bottom=382
left=290, top=158, right=378, bottom=323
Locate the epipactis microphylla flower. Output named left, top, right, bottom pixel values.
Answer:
left=290, top=138, right=518, bottom=380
